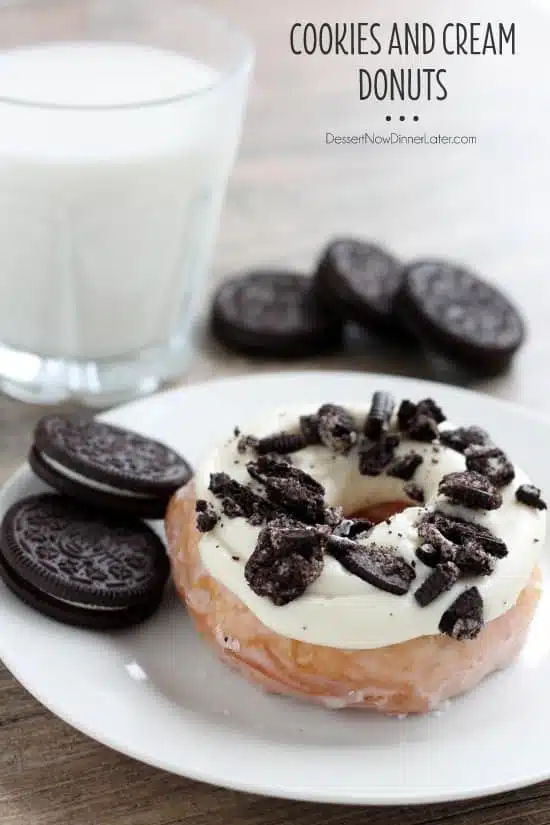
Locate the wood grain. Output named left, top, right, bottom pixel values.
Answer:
left=2, top=0, right=550, bottom=822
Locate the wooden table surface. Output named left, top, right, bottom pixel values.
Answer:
left=2, top=0, right=550, bottom=822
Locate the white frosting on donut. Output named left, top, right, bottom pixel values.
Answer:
left=195, top=404, right=546, bottom=649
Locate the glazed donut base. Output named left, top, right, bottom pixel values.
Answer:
left=165, top=486, right=542, bottom=715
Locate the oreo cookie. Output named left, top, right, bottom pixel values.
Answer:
left=439, top=471, right=502, bottom=510
left=439, top=587, right=484, bottom=640
left=256, top=432, right=307, bottom=455
left=0, top=494, right=170, bottom=630
left=464, top=445, right=515, bottom=488
left=313, top=238, right=409, bottom=337
left=210, top=271, right=342, bottom=358
left=395, top=261, right=525, bottom=375
left=327, top=536, right=415, bottom=596
left=439, top=426, right=490, bottom=454
left=245, top=519, right=327, bottom=606
left=317, top=404, right=357, bottom=454
left=30, top=414, right=192, bottom=519
left=515, top=484, right=547, bottom=511
left=358, top=434, right=400, bottom=476
left=364, top=391, right=395, bottom=439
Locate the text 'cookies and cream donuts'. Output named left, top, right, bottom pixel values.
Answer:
left=166, top=392, right=546, bottom=714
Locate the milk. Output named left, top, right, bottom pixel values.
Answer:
left=0, top=43, right=244, bottom=361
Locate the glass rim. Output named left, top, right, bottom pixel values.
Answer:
left=0, top=0, right=254, bottom=110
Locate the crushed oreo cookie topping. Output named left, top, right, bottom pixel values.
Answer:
left=317, top=404, right=358, bottom=454
left=398, top=398, right=445, bottom=429
left=364, top=391, right=395, bottom=439
left=237, top=434, right=259, bottom=454
left=439, top=587, right=484, bottom=640
left=333, top=518, right=374, bottom=540
left=208, top=472, right=274, bottom=525
left=327, top=535, right=415, bottom=596
left=515, top=484, right=547, bottom=511
left=324, top=505, right=345, bottom=528
left=201, top=396, right=540, bottom=636
left=397, top=399, right=417, bottom=430
left=195, top=499, right=219, bottom=533
left=299, top=414, right=321, bottom=445
left=439, top=471, right=502, bottom=510
left=247, top=454, right=327, bottom=523
left=404, top=483, right=425, bottom=504
left=454, top=542, right=496, bottom=576
left=416, top=543, right=441, bottom=567
left=417, top=521, right=457, bottom=564
left=465, top=444, right=515, bottom=488
left=245, top=518, right=327, bottom=605
left=387, top=451, right=423, bottom=481
left=439, top=426, right=490, bottom=454
left=418, top=516, right=496, bottom=575
left=358, top=434, right=400, bottom=476
left=407, top=414, right=439, bottom=443
left=256, top=431, right=307, bottom=455
left=419, top=511, right=508, bottom=558
left=414, top=561, right=460, bottom=607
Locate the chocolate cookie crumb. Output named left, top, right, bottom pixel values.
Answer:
left=247, top=455, right=327, bottom=523
left=419, top=511, right=507, bottom=558
left=407, top=414, right=439, bottom=443
left=195, top=500, right=219, bottom=532
left=208, top=472, right=273, bottom=524
left=465, top=445, right=515, bottom=488
left=299, top=414, right=321, bottom=445
left=317, top=404, right=357, bottom=454
left=416, top=522, right=457, bottom=563
left=233, top=427, right=241, bottom=437
left=246, top=452, right=291, bottom=478
left=327, top=536, right=415, bottom=595
left=324, top=505, right=345, bottom=528
left=419, top=399, right=446, bottom=424
left=244, top=519, right=327, bottom=605
left=364, top=391, right=395, bottom=439
left=515, top=484, right=547, bottom=510
left=257, top=432, right=307, bottom=455
left=439, top=471, right=502, bottom=510
left=439, top=426, right=490, bottom=454
left=237, top=435, right=259, bottom=454
left=387, top=452, right=423, bottom=481
left=397, top=400, right=417, bottom=430
left=414, top=561, right=460, bottom=607
left=358, top=434, right=400, bottom=476
left=439, top=587, right=484, bottom=640
left=404, top=483, right=425, bottom=504
left=416, top=543, right=441, bottom=567
left=398, top=398, right=445, bottom=430
left=333, top=518, right=374, bottom=540
left=454, top=541, right=496, bottom=576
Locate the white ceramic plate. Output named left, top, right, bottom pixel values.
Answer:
left=1, top=371, right=549, bottom=805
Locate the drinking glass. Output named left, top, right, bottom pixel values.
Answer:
left=0, top=0, right=253, bottom=405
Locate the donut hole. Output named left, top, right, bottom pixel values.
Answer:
left=352, top=500, right=410, bottom=524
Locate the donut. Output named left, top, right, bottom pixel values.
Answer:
left=165, top=393, right=546, bottom=714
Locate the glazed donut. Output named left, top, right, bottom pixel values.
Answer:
left=165, top=394, right=546, bottom=714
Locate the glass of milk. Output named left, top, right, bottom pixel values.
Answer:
left=0, top=0, right=253, bottom=406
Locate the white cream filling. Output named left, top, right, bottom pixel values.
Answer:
left=196, top=405, right=546, bottom=649
left=41, top=454, right=153, bottom=499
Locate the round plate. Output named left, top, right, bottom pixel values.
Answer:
left=1, top=371, right=549, bottom=805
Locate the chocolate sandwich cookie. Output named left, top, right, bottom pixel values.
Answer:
left=30, top=414, right=192, bottom=519
left=210, top=271, right=342, bottom=357
left=313, top=238, right=410, bottom=337
left=0, top=494, right=170, bottom=630
left=395, top=260, right=525, bottom=375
